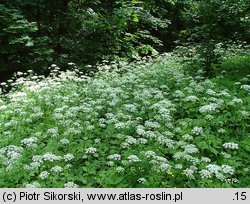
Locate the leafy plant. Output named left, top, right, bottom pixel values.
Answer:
left=0, top=53, right=249, bottom=187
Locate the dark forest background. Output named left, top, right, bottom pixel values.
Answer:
left=0, top=0, right=249, bottom=81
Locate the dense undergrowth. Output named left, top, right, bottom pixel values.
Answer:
left=0, top=53, right=249, bottom=188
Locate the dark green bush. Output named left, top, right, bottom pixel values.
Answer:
left=219, top=55, right=250, bottom=79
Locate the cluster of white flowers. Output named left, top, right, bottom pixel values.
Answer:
left=85, top=147, right=97, bottom=154
left=202, top=79, right=215, bottom=87
left=221, top=165, right=234, bottom=174
left=125, top=136, right=137, bottom=145
left=226, top=178, right=239, bottom=184
left=222, top=142, right=239, bottom=150
left=206, top=89, right=217, bottom=96
left=240, top=77, right=248, bottom=82
left=200, top=169, right=212, bottom=179
left=0, top=145, right=23, bottom=169
left=144, top=150, right=156, bottom=158
left=4, top=119, right=18, bottom=128
left=156, top=135, right=175, bottom=148
left=183, top=166, right=196, bottom=179
left=205, top=164, right=234, bottom=181
left=173, top=90, right=184, bottom=97
left=51, top=166, right=63, bottom=173
left=106, top=161, right=114, bottom=166
left=218, top=90, right=231, bottom=97
left=127, top=155, right=141, bottom=163
left=221, top=152, right=231, bottom=159
left=156, top=163, right=171, bottom=173
left=25, top=152, right=63, bottom=171
left=144, top=120, right=160, bottom=129
left=182, top=134, right=193, bottom=141
left=39, top=171, right=50, bottom=180
left=64, top=182, right=79, bottom=188
left=184, top=144, right=199, bottom=154
left=60, top=138, right=70, bottom=145
left=124, top=104, right=137, bottom=112
left=191, top=127, right=203, bottom=135
left=47, top=128, right=59, bottom=137
left=64, top=153, right=74, bottom=161
left=150, top=99, right=173, bottom=110
left=154, top=156, right=168, bottom=164
left=201, top=157, right=211, bottom=163
left=107, top=154, right=121, bottom=160
left=172, top=151, right=186, bottom=160
left=115, top=122, right=126, bottom=129
left=240, top=110, right=249, bottom=117
left=199, top=103, right=218, bottom=113
left=234, top=82, right=241, bottom=86
left=205, top=114, right=214, bottom=120
left=25, top=182, right=41, bottom=188
left=230, top=97, right=243, bottom=105
left=120, top=142, right=130, bottom=149
left=218, top=128, right=226, bottom=133
left=64, top=127, right=81, bottom=135
left=116, top=166, right=125, bottom=173
left=136, top=126, right=146, bottom=136
left=240, top=85, right=250, bottom=91
left=175, top=164, right=183, bottom=169
left=0, top=105, right=7, bottom=110
left=42, top=153, right=62, bottom=162
left=94, top=138, right=101, bottom=144
left=21, top=137, right=38, bottom=148
left=185, top=95, right=199, bottom=102
left=194, top=84, right=205, bottom=93
left=137, top=138, right=148, bottom=144
left=137, top=178, right=147, bottom=184
left=144, top=131, right=157, bottom=139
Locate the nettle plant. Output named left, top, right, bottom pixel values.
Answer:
left=0, top=53, right=249, bottom=188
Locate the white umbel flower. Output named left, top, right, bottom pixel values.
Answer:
left=127, top=155, right=141, bottom=163
left=64, top=182, right=79, bottom=188
left=85, top=147, right=97, bottom=154
left=64, top=153, right=74, bottom=161
left=223, top=142, right=239, bottom=150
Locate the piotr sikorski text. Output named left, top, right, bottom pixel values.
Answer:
left=21, top=192, right=82, bottom=201
left=1, top=191, right=183, bottom=202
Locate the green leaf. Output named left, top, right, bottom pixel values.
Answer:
left=133, top=17, right=139, bottom=23
left=25, top=40, right=34, bottom=47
